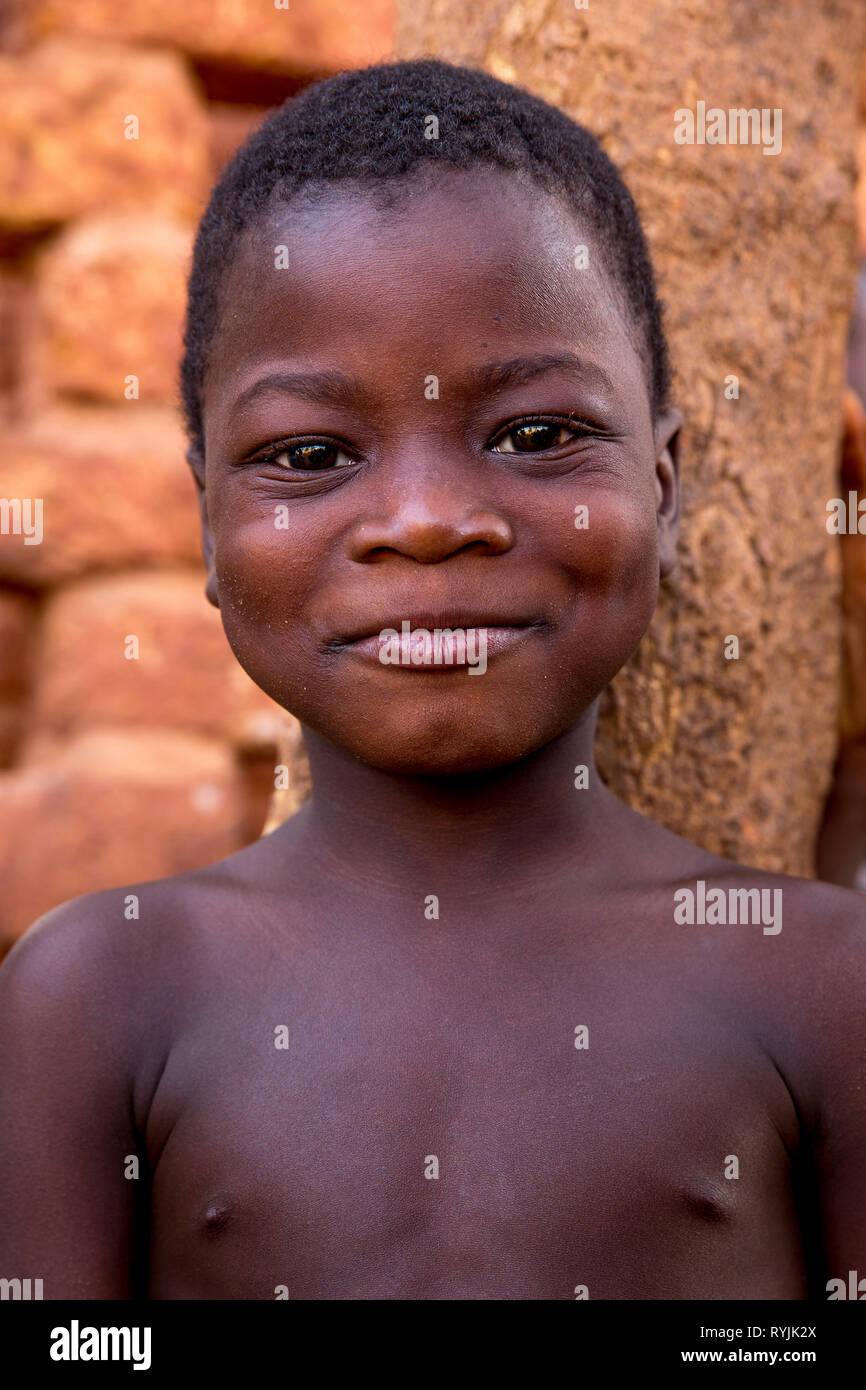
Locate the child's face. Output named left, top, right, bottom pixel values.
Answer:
left=197, top=166, right=679, bottom=774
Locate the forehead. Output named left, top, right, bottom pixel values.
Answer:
left=203, top=166, right=643, bottom=417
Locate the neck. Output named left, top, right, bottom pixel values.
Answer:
left=290, top=706, right=619, bottom=896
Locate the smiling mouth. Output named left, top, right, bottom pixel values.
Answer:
left=336, top=619, right=543, bottom=671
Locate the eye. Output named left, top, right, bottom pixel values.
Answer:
left=490, top=418, right=591, bottom=454
left=255, top=439, right=356, bottom=472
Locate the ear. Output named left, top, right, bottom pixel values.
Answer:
left=187, top=445, right=219, bottom=609
left=653, top=407, right=681, bottom=579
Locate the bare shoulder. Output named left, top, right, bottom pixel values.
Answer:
left=704, top=856, right=866, bottom=985
left=0, top=858, right=271, bottom=1298
left=671, top=841, right=866, bottom=1122
left=632, top=803, right=866, bottom=967
left=755, top=870, right=866, bottom=1043
left=0, top=846, right=272, bottom=1074
left=3, top=865, right=209, bottom=989
left=625, top=806, right=866, bottom=1097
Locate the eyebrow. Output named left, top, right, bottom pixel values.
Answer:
left=231, top=351, right=614, bottom=415
left=232, top=370, right=368, bottom=414
left=468, top=351, right=615, bottom=397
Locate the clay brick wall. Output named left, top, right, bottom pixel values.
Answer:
left=0, top=1, right=394, bottom=946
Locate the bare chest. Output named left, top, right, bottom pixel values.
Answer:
left=143, top=965, right=806, bottom=1299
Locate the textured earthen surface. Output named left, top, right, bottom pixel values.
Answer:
left=24, top=0, right=394, bottom=75
left=0, top=39, right=209, bottom=228
left=0, top=730, right=247, bottom=940
left=36, top=214, right=192, bottom=403
left=393, top=0, right=866, bottom=875
left=0, top=408, right=201, bottom=586
left=0, top=590, right=35, bottom=767
left=29, top=569, right=288, bottom=745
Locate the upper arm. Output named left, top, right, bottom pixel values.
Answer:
left=0, top=903, right=143, bottom=1299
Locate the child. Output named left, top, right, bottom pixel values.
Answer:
left=1, top=58, right=864, bottom=1301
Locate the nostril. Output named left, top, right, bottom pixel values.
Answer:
left=348, top=509, right=513, bottom=564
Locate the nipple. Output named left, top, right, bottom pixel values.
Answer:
left=201, top=1199, right=233, bottom=1237
left=682, top=1178, right=734, bottom=1224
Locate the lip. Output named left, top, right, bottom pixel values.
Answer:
left=331, top=613, right=543, bottom=643
left=337, top=621, right=542, bottom=670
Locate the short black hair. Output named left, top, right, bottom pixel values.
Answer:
left=180, top=57, right=672, bottom=459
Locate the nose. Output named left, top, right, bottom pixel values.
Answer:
left=346, top=454, right=514, bottom=564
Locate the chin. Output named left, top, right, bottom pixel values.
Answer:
left=311, top=709, right=568, bottom=778
left=352, top=746, right=529, bottom=777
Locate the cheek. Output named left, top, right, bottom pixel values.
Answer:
left=536, top=490, right=660, bottom=727
left=209, top=512, right=319, bottom=669
left=558, top=486, right=660, bottom=606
